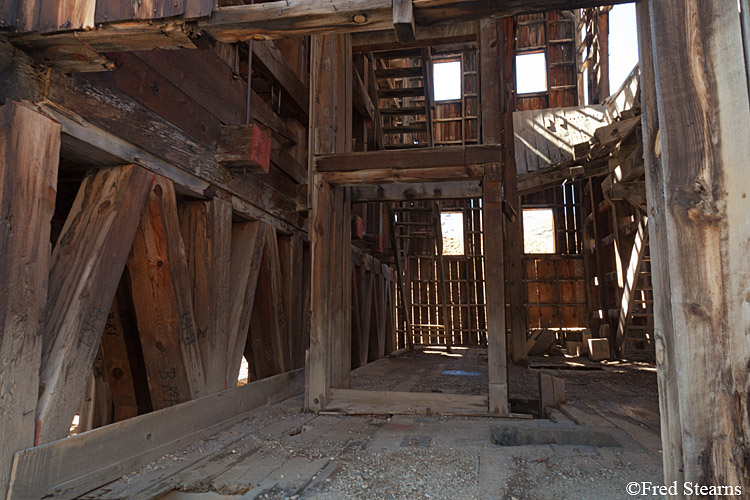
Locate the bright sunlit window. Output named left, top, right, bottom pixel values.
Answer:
left=516, top=52, right=547, bottom=94
left=523, top=209, right=555, bottom=254
left=608, top=2, right=639, bottom=91
left=441, top=212, right=464, bottom=255
left=433, top=60, right=461, bottom=101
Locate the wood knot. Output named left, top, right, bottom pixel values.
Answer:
left=353, top=14, right=367, bottom=24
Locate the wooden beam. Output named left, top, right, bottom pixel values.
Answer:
left=393, top=0, right=416, bottom=44
left=178, top=196, right=232, bottom=395
left=7, top=369, right=305, bottom=500
left=315, top=145, right=502, bottom=172
left=252, top=40, right=309, bottom=120
left=0, top=101, right=60, bottom=499
left=100, top=293, right=140, bottom=422
left=352, top=21, right=476, bottom=53
left=647, top=0, right=750, bottom=492
left=245, top=226, right=291, bottom=380
left=198, top=0, right=628, bottom=42
left=635, top=0, right=683, bottom=490
left=128, top=176, right=205, bottom=410
left=278, top=235, right=306, bottom=369
left=483, top=172, right=509, bottom=415
left=36, top=165, right=153, bottom=445
left=353, top=66, right=375, bottom=124
left=225, top=221, right=266, bottom=387
left=350, top=180, right=482, bottom=201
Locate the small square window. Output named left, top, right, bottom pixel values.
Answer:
left=433, top=60, right=461, bottom=101
left=523, top=209, right=555, bottom=254
left=516, top=52, right=547, bottom=94
left=440, top=211, right=464, bottom=255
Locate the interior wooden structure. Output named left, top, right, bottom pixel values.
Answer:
left=1, top=0, right=749, bottom=498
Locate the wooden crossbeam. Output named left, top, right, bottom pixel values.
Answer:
left=128, top=176, right=206, bottom=410
left=315, top=145, right=502, bottom=172
left=36, top=165, right=153, bottom=445
left=0, top=101, right=60, bottom=499
left=393, top=0, right=416, bottom=44
left=350, top=180, right=482, bottom=201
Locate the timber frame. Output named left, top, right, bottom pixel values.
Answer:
left=1, top=0, right=749, bottom=498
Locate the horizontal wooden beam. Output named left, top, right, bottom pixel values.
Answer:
left=199, top=0, right=626, bottom=42
left=350, top=180, right=482, bottom=201
left=315, top=145, right=503, bottom=172
left=352, top=21, right=477, bottom=52
left=322, top=165, right=487, bottom=185
left=7, top=369, right=304, bottom=500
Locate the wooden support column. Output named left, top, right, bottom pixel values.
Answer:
left=636, top=2, right=683, bottom=490
left=128, top=176, right=205, bottom=410
left=0, top=101, right=60, bottom=498
left=647, top=0, right=750, bottom=491
left=36, top=165, right=152, bottom=444
left=308, top=33, right=353, bottom=410
left=278, top=235, right=305, bottom=369
left=480, top=18, right=527, bottom=365
left=483, top=169, right=509, bottom=416
left=178, top=196, right=232, bottom=395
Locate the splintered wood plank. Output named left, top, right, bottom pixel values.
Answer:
left=278, top=235, right=305, bottom=369
left=101, top=293, right=140, bottom=422
left=36, top=0, right=95, bottom=32
left=226, top=221, right=266, bottom=387
left=36, top=164, right=152, bottom=445
left=0, top=102, right=60, bottom=499
left=179, top=197, right=232, bottom=395
left=245, top=226, right=291, bottom=380
left=128, top=176, right=205, bottom=410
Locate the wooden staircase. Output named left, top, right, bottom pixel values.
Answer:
left=370, top=49, right=434, bottom=150
left=389, top=202, right=451, bottom=350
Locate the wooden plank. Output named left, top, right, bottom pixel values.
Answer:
left=7, top=369, right=305, bottom=500
left=245, top=225, right=291, bottom=380
left=36, top=0, right=95, bottom=32
left=393, top=0, right=416, bottom=44
left=225, top=221, right=266, bottom=387
left=132, top=0, right=184, bottom=19
left=252, top=40, right=309, bottom=120
left=483, top=175, right=508, bottom=415
left=352, top=66, right=375, bottom=123
left=128, top=176, right=205, bottom=410
left=352, top=21, right=476, bottom=53
left=315, top=145, right=503, bottom=172
left=328, top=388, right=489, bottom=416
left=36, top=165, right=152, bottom=445
left=178, top=196, right=232, bottom=395
left=184, top=0, right=211, bottom=19
left=0, top=101, right=60, bottom=499
left=648, top=0, right=750, bottom=492
left=94, top=0, right=133, bottom=24
left=0, top=0, right=17, bottom=27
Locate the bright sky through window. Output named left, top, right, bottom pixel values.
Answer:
left=523, top=209, right=555, bottom=254
left=433, top=61, right=461, bottom=101
left=608, top=3, right=639, bottom=92
left=516, top=52, right=547, bottom=94
left=440, top=212, right=464, bottom=255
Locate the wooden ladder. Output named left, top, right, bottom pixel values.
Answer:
left=370, top=48, right=434, bottom=150
left=389, top=202, right=452, bottom=351
left=616, top=217, right=655, bottom=355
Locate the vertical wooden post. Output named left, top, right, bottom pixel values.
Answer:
left=308, top=33, right=352, bottom=410
left=481, top=18, right=527, bottom=365
left=647, top=0, right=750, bottom=491
left=636, top=2, right=683, bottom=491
left=278, top=234, right=305, bottom=369
left=0, top=101, right=60, bottom=498
left=483, top=170, right=509, bottom=416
